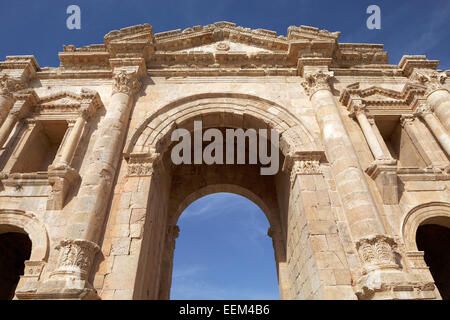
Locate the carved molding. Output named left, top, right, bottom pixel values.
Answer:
left=51, top=239, right=100, bottom=280
left=356, top=235, right=400, bottom=274
left=46, top=167, right=81, bottom=210
left=112, top=70, right=141, bottom=96
left=127, top=152, right=162, bottom=177
left=282, top=151, right=324, bottom=187
left=340, top=82, right=427, bottom=116
left=301, top=71, right=333, bottom=98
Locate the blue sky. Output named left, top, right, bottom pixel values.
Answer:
left=0, top=0, right=449, bottom=69
left=1, top=1, right=449, bottom=300
left=171, top=193, right=279, bottom=300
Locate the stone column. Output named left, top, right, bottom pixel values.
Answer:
left=158, top=225, right=180, bottom=300
left=52, top=103, right=96, bottom=170
left=0, top=90, right=37, bottom=149
left=39, top=67, right=142, bottom=299
left=0, top=75, right=16, bottom=126
left=400, top=114, right=435, bottom=167
left=78, top=69, right=142, bottom=242
left=414, top=103, right=450, bottom=156
left=413, top=70, right=450, bottom=132
left=301, top=71, right=386, bottom=239
left=58, top=117, right=85, bottom=168
left=349, top=101, right=388, bottom=160
left=368, top=117, right=394, bottom=159
left=301, top=71, right=405, bottom=297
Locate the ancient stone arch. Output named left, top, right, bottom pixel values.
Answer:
left=0, top=209, right=49, bottom=299
left=402, top=202, right=450, bottom=251
left=402, top=202, right=450, bottom=299
left=0, top=209, right=49, bottom=262
left=124, top=93, right=322, bottom=157
left=1, top=22, right=449, bottom=300
left=121, top=93, right=325, bottom=300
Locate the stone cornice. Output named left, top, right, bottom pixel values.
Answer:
left=399, top=55, right=440, bottom=77
left=51, top=22, right=392, bottom=73
left=8, top=88, right=104, bottom=120
left=340, top=82, right=427, bottom=116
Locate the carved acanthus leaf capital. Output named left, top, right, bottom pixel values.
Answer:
left=356, top=235, right=400, bottom=274
left=0, top=74, right=27, bottom=99
left=112, top=70, right=141, bottom=96
left=301, top=71, right=334, bottom=98
left=413, top=103, right=433, bottom=118
left=52, top=239, right=100, bottom=280
left=127, top=152, right=162, bottom=177
left=400, top=114, right=416, bottom=128
left=283, top=151, right=323, bottom=186
left=349, top=99, right=368, bottom=118
left=411, top=70, right=447, bottom=97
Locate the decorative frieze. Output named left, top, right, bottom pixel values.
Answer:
left=356, top=235, right=400, bottom=274
left=51, top=239, right=100, bottom=281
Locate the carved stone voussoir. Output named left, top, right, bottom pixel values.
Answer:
left=51, top=239, right=100, bottom=280
left=301, top=71, right=334, bottom=98
left=112, top=70, right=141, bottom=96
left=356, top=235, right=400, bottom=274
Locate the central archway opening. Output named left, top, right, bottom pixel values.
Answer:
left=170, top=193, right=279, bottom=300
left=416, top=223, right=450, bottom=300
left=0, top=232, right=32, bottom=300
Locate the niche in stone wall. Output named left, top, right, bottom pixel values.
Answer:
left=11, top=121, right=68, bottom=173
left=376, top=116, right=426, bottom=168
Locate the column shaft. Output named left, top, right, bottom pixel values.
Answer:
left=0, top=114, right=18, bottom=148
left=355, top=112, right=385, bottom=160
left=422, top=113, right=450, bottom=156
left=305, top=79, right=385, bottom=239
left=427, top=90, right=450, bottom=132
left=58, top=116, right=86, bottom=167
left=0, top=95, right=14, bottom=127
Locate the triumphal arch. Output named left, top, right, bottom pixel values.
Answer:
left=0, top=22, right=449, bottom=300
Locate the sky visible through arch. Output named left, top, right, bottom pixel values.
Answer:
left=0, top=0, right=449, bottom=70
left=171, top=193, right=279, bottom=300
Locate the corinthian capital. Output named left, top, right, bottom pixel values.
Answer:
left=112, top=70, right=141, bottom=96
left=349, top=100, right=368, bottom=118
left=0, top=74, right=27, bottom=99
left=301, top=71, right=334, bottom=98
left=413, top=103, right=433, bottom=117
left=411, top=70, right=447, bottom=96
left=51, top=239, right=100, bottom=280
left=356, top=235, right=400, bottom=274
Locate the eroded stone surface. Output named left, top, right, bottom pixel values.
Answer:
left=0, top=22, right=448, bottom=300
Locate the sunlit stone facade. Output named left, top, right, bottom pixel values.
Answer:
left=0, top=22, right=449, bottom=300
